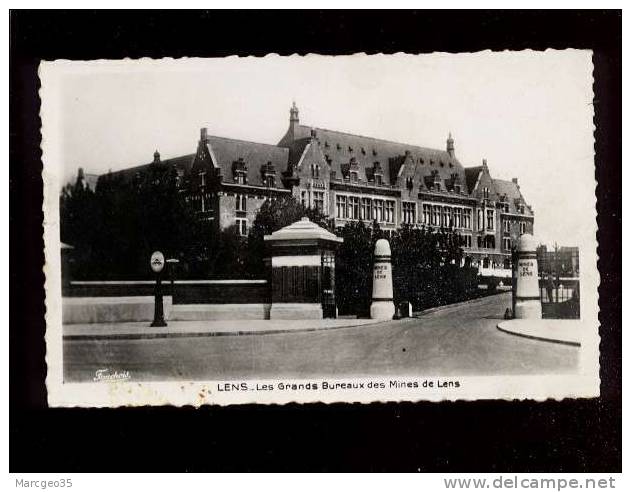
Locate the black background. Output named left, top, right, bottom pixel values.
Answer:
left=10, top=10, right=621, bottom=472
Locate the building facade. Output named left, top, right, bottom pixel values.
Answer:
left=94, top=103, right=534, bottom=272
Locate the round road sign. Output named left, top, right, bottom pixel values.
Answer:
left=150, top=251, right=165, bottom=273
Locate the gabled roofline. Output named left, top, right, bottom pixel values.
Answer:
left=204, top=142, right=220, bottom=170
left=466, top=166, right=484, bottom=193
left=295, top=141, right=312, bottom=172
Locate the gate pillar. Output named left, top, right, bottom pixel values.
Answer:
left=514, top=234, right=542, bottom=319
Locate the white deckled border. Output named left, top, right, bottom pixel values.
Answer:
left=40, top=53, right=600, bottom=408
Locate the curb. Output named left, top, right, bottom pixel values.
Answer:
left=63, top=318, right=394, bottom=341
left=496, top=323, right=581, bottom=347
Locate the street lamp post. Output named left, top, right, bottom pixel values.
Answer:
left=150, top=251, right=167, bottom=327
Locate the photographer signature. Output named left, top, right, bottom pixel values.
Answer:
left=93, top=368, right=131, bottom=382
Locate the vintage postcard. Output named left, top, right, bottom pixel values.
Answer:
left=41, top=51, right=600, bottom=407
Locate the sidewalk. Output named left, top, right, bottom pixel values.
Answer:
left=63, top=318, right=386, bottom=340
left=497, top=319, right=583, bottom=347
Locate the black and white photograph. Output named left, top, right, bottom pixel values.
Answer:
left=40, top=50, right=599, bottom=407
left=10, top=7, right=623, bottom=479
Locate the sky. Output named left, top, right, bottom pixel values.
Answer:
left=48, top=50, right=595, bottom=247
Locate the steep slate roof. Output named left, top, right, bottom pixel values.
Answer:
left=97, top=154, right=195, bottom=190
left=281, top=124, right=465, bottom=188
left=206, top=135, right=289, bottom=187
left=493, top=178, right=533, bottom=215
left=493, top=178, right=522, bottom=201
left=464, top=166, right=483, bottom=194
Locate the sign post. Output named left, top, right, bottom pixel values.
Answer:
left=150, top=251, right=167, bottom=327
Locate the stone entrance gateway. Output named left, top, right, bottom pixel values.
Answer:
left=264, top=217, right=343, bottom=320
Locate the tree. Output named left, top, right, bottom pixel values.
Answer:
left=245, top=194, right=330, bottom=275
left=335, top=221, right=375, bottom=316
left=60, top=166, right=199, bottom=279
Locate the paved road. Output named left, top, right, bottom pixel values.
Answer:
left=63, top=293, right=579, bottom=382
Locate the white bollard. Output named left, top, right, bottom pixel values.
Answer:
left=514, top=234, right=542, bottom=319
left=370, top=239, right=395, bottom=320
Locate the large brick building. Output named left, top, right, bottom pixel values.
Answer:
left=95, top=103, right=534, bottom=273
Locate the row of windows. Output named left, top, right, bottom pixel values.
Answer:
left=422, top=204, right=473, bottom=229
left=195, top=191, right=529, bottom=240
left=500, top=202, right=527, bottom=214
left=460, top=234, right=515, bottom=251
left=338, top=170, right=383, bottom=185
left=478, top=257, right=512, bottom=270
left=478, top=235, right=496, bottom=249
left=335, top=195, right=396, bottom=223
left=474, top=209, right=496, bottom=231
left=190, top=193, right=214, bottom=213
left=200, top=168, right=278, bottom=188
left=301, top=190, right=326, bottom=212
left=402, top=202, right=416, bottom=224
left=503, top=219, right=528, bottom=235
left=462, top=235, right=518, bottom=250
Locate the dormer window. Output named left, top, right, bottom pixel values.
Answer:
left=232, top=158, right=248, bottom=185
left=483, top=187, right=490, bottom=199
left=260, top=161, right=277, bottom=187
left=311, top=163, right=321, bottom=179
left=449, top=173, right=462, bottom=193
left=350, top=171, right=358, bottom=182
left=431, top=170, right=441, bottom=191
left=420, top=158, right=424, bottom=164
left=406, top=177, right=414, bottom=190
left=372, top=161, right=383, bottom=185
left=336, top=143, right=341, bottom=150
left=199, top=170, right=207, bottom=187
left=372, top=149, right=377, bottom=156
left=361, top=147, right=366, bottom=155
